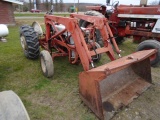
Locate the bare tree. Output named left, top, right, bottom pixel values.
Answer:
left=46, top=0, right=49, bottom=11
left=36, top=0, right=41, bottom=10
left=59, top=0, right=64, bottom=12
left=55, top=0, right=58, bottom=12
left=29, top=0, right=32, bottom=10
left=51, top=0, right=54, bottom=10
left=51, top=0, right=54, bottom=5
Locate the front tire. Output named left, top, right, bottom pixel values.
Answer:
left=40, top=50, right=54, bottom=78
left=136, top=40, right=160, bottom=66
left=20, top=25, right=40, bottom=59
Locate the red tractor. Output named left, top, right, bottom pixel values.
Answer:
left=80, top=0, right=160, bottom=66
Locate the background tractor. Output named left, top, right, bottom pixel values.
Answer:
left=80, top=0, right=160, bottom=66
left=19, top=12, right=156, bottom=120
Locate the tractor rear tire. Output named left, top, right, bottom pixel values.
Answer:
left=136, top=40, right=160, bottom=66
left=40, top=50, right=54, bottom=78
left=115, top=36, right=124, bottom=44
left=79, top=11, right=104, bottom=46
left=20, top=25, right=40, bottom=59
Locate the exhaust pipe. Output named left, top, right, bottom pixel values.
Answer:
left=140, top=0, right=148, bottom=6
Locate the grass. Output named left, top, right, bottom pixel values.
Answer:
left=0, top=18, right=97, bottom=119
left=14, top=12, right=70, bottom=17
left=0, top=17, right=151, bottom=120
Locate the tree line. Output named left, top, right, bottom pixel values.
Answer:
left=18, top=0, right=65, bottom=12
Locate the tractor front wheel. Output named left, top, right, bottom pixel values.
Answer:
left=20, top=25, right=40, bottom=59
left=136, top=40, right=160, bottom=66
left=40, top=50, right=54, bottom=78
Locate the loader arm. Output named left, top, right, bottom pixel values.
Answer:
left=44, top=15, right=93, bottom=71
left=70, top=13, right=121, bottom=57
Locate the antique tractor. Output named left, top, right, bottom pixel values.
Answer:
left=81, top=0, right=160, bottom=66
left=19, top=13, right=156, bottom=120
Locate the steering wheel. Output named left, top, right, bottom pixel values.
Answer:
left=46, top=9, right=54, bottom=15
left=112, top=1, right=119, bottom=9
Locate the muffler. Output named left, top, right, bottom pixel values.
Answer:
left=79, top=49, right=156, bottom=120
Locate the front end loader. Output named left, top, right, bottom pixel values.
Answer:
left=19, top=13, right=156, bottom=120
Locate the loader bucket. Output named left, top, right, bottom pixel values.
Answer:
left=79, top=49, right=156, bottom=120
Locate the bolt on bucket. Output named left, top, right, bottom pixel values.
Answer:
left=79, top=49, right=156, bottom=120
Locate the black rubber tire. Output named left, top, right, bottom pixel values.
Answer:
left=79, top=11, right=104, bottom=46
left=136, top=40, right=160, bottom=66
left=91, top=42, right=102, bottom=62
left=40, top=50, right=54, bottom=78
left=20, top=25, right=40, bottom=59
left=109, top=23, right=124, bottom=44
left=115, top=36, right=124, bottom=44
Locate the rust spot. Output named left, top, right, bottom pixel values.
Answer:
left=103, top=101, right=115, bottom=112
left=105, top=68, right=111, bottom=76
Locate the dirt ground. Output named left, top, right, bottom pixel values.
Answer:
left=112, top=67, right=160, bottom=120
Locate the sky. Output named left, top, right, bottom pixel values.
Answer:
left=63, top=0, right=159, bottom=5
